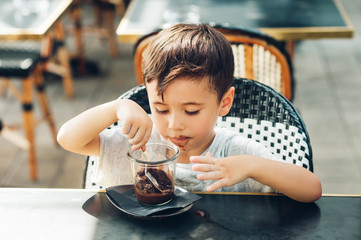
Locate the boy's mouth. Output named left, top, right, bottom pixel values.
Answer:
left=170, top=136, right=190, bottom=146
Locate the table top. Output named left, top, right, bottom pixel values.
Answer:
left=0, top=0, right=73, bottom=40
left=116, top=0, right=354, bottom=43
left=0, top=187, right=360, bottom=239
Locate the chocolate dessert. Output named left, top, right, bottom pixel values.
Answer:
left=135, top=168, right=174, bottom=205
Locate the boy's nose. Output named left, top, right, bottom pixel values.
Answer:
left=168, top=113, right=184, bottom=131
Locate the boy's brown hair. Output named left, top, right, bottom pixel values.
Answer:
left=142, top=23, right=234, bottom=102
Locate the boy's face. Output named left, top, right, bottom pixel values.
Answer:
left=147, top=77, right=224, bottom=160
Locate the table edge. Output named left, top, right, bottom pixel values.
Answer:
left=2, top=187, right=360, bottom=197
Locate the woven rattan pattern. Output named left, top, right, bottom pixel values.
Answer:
left=230, top=79, right=298, bottom=127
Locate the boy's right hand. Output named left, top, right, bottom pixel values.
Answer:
left=116, top=99, right=153, bottom=151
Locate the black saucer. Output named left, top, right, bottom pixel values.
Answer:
left=106, top=185, right=195, bottom=219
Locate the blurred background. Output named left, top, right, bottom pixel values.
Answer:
left=0, top=0, right=360, bottom=195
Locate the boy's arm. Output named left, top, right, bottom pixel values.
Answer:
left=57, top=99, right=152, bottom=156
left=191, top=153, right=322, bottom=203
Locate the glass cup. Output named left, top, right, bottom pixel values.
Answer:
left=128, top=141, right=180, bottom=205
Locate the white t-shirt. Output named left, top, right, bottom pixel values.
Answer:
left=94, top=125, right=282, bottom=193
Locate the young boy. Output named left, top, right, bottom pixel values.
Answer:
left=57, top=24, right=321, bottom=202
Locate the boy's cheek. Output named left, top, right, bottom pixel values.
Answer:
left=153, top=117, right=168, bottom=134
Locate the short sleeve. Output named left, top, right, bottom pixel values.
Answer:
left=96, top=127, right=133, bottom=187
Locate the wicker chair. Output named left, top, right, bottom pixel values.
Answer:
left=214, top=26, right=294, bottom=101
left=0, top=42, right=57, bottom=181
left=133, top=26, right=294, bottom=101
left=83, top=77, right=312, bottom=189
left=133, top=31, right=159, bottom=86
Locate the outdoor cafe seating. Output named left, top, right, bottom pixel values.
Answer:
left=1, top=1, right=360, bottom=239
left=83, top=77, right=312, bottom=189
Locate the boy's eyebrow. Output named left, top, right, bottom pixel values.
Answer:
left=152, top=101, right=167, bottom=105
left=183, top=102, right=204, bottom=106
left=152, top=101, right=204, bottom=106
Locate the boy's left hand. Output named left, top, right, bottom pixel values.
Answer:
left=190, top=152, right=251, bottom=192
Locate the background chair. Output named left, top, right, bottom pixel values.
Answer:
left=133, top=31, right=159, bottom=86
left=69, top=0, right=131, bottom=58
left=133, top=26, right=294, bottom=101
left=0, top=42, right=57, bottom=181
left=214, top=26, right=294, bottom=101
left=83, top=77, right=312, bottom=189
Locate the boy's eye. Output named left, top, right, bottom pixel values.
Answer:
left=156, top=108, right=168, bottom=114
left=185, top=110, right=199, bottom=115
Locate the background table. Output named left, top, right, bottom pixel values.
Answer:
left=116, top=0, right=354, bottom=43
left=0, top=0, right=72, bottom=40
left=0, top=187, right=360, bottom=239
left=0, top=0, right=74, bottom=98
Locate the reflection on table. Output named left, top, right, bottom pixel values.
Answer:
left=1, top=187, right=360, bottom=239
left=116, top=0, right=354, bottom=43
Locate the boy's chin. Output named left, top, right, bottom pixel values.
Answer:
left=175, top=144, right=187, bottom=152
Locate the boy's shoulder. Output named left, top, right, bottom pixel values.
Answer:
left=213, top=127, right=250, bottom=147
left=213, top=127, right=278, bottom=161
left=208, top=127, right=251, bottom=158
left=215, top=127, right=247, bottom=139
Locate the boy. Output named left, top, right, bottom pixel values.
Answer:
left=57, top=24, right=321, bottom=202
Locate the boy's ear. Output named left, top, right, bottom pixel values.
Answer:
left=219, top=86, right=235, bottom=116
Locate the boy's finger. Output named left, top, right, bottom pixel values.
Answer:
left=131, top=142, right=145, bottom=151
left=129, top=127, right=146, bottom=144
left=138, top=128, right=152, bottom=147
left=143, top=128, right=152, bottom=142
left=190, top=156, right=213, bottom=164
left=206, top=179, right=226, bottom=192
left=131, top=134, right=150, bottom=150
left=196, top=170, right=222, bottom=180
left=126, top=125, right=139, bottom=139
left=122, top=121, right=132, bottom=135
left=131, top=144, right=140, bottom=150
left=192, top=163, right=214, bottom=172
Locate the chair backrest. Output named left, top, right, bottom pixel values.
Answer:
left=220, top=78, right=312, bottom=171
left=133, top=26, right=294, bottom=101
left=83, top=77, right=312, bottom=189
left=133, top=31, right=159, bottom=86
left=214, top=26, right=294, bottom=101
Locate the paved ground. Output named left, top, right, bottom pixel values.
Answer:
left=0, top=0, right=360, bottom=194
